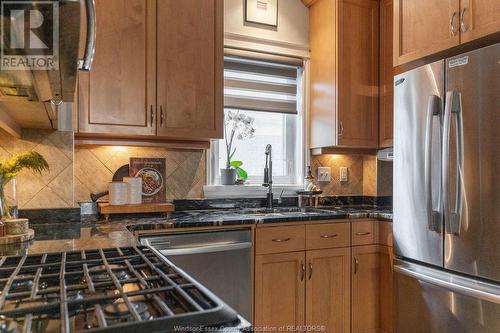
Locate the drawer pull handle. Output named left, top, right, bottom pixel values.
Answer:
left=272, top=238, right=291, bottom=243
left=320, top=234, right=338, bottom=239
left=354, top=257, right=359, bottom=274
left=301, top=261, right=305, bottom=281
left=308, top=260, right=313, bottom=280
left=355, top=232, right=371, bottom=236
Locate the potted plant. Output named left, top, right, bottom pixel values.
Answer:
left=221, top=110, right=254, bottom=185
left=0, top=152, right=49, bottom=221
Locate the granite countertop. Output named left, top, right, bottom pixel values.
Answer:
left=0, top=206, right=392, bottom=257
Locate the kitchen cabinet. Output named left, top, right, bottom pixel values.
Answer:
left=393, top=0, right=500, bottom=66
left=254, top=252, right=306, bottom=329
left=460, top=0, right=500, bottom=43
left=306, top=248, right=351, bottom=333
left=78, top=0, right=223, bottom=141
left=78, top=0, right=156, bottom=136
left=309, top=0, right=379, bottom=149
left=156, top=0, right=223, bottom=140
left=379, top=245, right=394, bottom=333
left=379, top=0, right=393, bottom=148
left=351, top=245, right=381, bottom=333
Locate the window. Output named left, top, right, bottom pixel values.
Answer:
left=209, top=56, right=304, bottom=186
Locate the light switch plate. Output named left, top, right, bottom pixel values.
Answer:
left=317, top=167, right=331, bottom=182
left=340, top=167, right=348, bottom=182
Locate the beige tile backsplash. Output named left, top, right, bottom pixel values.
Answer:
left=0, top=129, right=205, bottom=209
left=310, top=154, right=393, bottom=197
left=0, top=128, right=392, bottom=210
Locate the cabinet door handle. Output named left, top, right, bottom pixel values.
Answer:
left=272, top=237, right=291, bottom=243
left=308, top=260, right=313, bottom=280
left=450, top=11, right=458, bottom=36
left=150, top=105, right=154, bottom=127
left=160, top=105, right=164, bottom=127
left=320, top=234, right=338, bottom=239
left=355, top=232, right=371, bottom=236
left=460, top=8, right=469, bottom=33
left=354, top=257, right=359, bottom=274
left=339, top=121, right=344, bottom=137
left=301, top=261, right=305, bottom=281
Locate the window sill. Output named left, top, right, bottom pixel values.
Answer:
left=203, top=184, right=303, bottom=199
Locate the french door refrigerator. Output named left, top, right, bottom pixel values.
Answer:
left=393, top=43, right=500, bottom=333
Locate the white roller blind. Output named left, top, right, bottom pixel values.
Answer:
left=224, top=56, right=300, bottom=114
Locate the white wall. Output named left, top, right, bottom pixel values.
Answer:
left=224, top=0, right=309, bottom=58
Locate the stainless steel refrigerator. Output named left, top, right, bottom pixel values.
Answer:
left=393, top=43, right=500, bottom=333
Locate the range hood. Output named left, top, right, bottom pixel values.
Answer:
left=0, top=0, right=95, bottom=135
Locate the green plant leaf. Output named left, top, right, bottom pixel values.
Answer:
left=230, top=160, right=243, bottom=167
left=236, top=167, right=248, bottom=180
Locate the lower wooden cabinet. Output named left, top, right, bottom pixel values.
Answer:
left=254, top=222, right=393, bottom=333
left=254, top=252, right=305, bottom=329
left=254, top=249, right=351, bottom=333
left=352, top=245, right=381, bottom=333
left=306, top=248, right=351, bottom=333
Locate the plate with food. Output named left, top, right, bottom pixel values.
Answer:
left=136, top=167, right=164, bottom=196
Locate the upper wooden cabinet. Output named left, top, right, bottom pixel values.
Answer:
left=156, top=0, right=223, bottom=140
left=78, top=0, right=223, bottom=141
left=460, top=0, right=500, bottom=43
left=310, top=0, right=379, bottom=149
left=394, top=0, right=500, bottom=66
left=78, top=0, right=156, bottom=136
left=379, top=0, right=394, bottom=148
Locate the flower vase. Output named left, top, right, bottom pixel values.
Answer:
left=0, top=178, right=17, bottom=220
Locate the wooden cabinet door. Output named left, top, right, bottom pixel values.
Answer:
left=255, top=252, right=305, bottom=330
left=379, top=246, right=394, bottom=333
left=393, top=0, right=460, bottom=66
left=309, top=0, right=338, bottom=148
left=338, top=0, right=379, bottom=148
left=78, top=0, right=156, bottom=136
left=460, top=0, right=500, bottom=43
left=306, top=248, right=351, bottom=333
left=352, top=245, right=380, bottom=333
left=156, top=0, right=223, bottom=140
left=379, top=0, right=393, bottom=148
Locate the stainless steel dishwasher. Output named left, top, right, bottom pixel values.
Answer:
left=140, top=229, right=252, bottom=322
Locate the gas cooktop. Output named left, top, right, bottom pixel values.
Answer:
left=0, top=246, right=248, bottom=333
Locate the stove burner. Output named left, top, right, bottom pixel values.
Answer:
left=102, top=301, right=152, bottom=324
left=0, top=317, right=19, bottom=333
left=45, top=289, right=84, bottom=303
left=10, top=277, right=33, bottom=293
left=89, top=264, right=129, bottom=283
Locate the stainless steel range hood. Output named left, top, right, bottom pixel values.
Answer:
left=0, top=0, right=95, bottom=135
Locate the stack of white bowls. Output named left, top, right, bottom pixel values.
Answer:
left=123, top=177, right=143, bottom=204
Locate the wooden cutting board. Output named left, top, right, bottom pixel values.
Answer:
left=0, top=229, right=35, bottom=245
left=98, top=202, right=175, bottom=220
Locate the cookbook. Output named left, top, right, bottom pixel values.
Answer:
left=129, top=158, right=166, bottom=203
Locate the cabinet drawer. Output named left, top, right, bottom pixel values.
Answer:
left=352, top=220, right=377, bottom=246
left=256, top=225, right=305, bottom=255
left=306, top=223, right=351, bottom=250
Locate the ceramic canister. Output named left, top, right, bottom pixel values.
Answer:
left=123, top=177, right=143, bottom=205
left=108, top=182, right=128, bottom=205
left=5, top=218, right=29, bottom=235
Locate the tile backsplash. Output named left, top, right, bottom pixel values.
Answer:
left=310, top=154, right=393, bottom=197
left=0, top=129, right=205, bottom=209
left=0, top=129, right=74, bottom=209
left=74, top=146, right=205, bottom=204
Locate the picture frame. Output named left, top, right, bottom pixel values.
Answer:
left=245, top=0, right=278, bottom=27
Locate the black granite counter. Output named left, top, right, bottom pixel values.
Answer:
left=1, top=206, right=391, bottom=257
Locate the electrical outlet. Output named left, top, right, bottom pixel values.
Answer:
left=340, top=167, right=348, bottom=182
left=317, top=167, right=331, bottom=182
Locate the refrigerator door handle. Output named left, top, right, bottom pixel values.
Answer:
left=394, top=261, right=500, bottom=305
left=442, top=91, right=464, bottom=235
left=425, top=95, right=442, bottom=232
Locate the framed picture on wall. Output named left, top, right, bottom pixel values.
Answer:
left=245, top=0, right=278, bottom=27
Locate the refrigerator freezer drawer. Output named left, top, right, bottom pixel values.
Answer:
left=394, top=260, right=500, bottom=333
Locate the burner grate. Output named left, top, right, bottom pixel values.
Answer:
left=0, top=246, right=239, bottom=333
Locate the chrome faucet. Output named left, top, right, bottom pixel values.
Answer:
left=263, top=144, right=273, bottom=209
